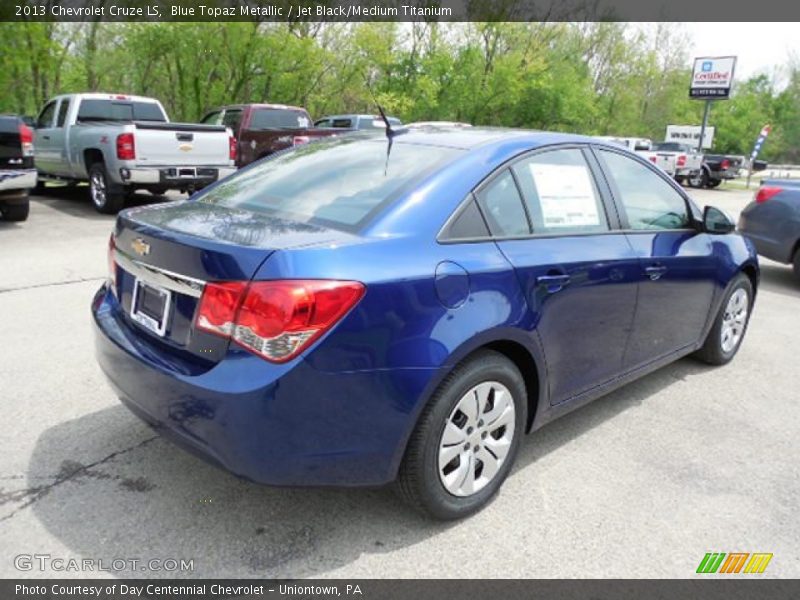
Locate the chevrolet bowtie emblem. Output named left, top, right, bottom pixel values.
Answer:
left=131, top=237, right=151, bottom=257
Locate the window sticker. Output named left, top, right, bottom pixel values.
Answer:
left=528, top=163, right=601, bottom=228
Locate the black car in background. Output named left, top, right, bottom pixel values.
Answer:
left=0, top=115, right=36, bottom=221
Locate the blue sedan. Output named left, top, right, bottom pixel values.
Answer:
left=92, top=128, right=758, bottom=519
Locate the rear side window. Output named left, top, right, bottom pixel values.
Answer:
left=197, top=137, right=462, bottom=230
left=250, top=109, right=310, bottom=129
left=36, top=101, right=57, bottom=128
left=440, top=197, right=490, bottom=241
left=475, top=170, right=530, bottom=237
left=77, top=99, right=166, bottom=122
left=56, top=99, right=70, bottom=127
left=332, top=118, right=353, bottom=128
left=221, top=109, right=243, bottom=132
left=512, top=148, right=608, bottom=234
left=598, top=150, right=691, bottom=231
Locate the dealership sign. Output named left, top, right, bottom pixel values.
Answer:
left=665, top=125, right=715, bottom=148
left=690, top=56, right=736, bottom=99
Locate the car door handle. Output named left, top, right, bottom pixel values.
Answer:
left=536, top=273, right=571, bottom=292
left=41, top=135, right=50, bottom=140
left=645, top=265, right=667, bottom=281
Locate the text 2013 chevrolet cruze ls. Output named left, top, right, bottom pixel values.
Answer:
left=93, top=128, right=758, bottom=519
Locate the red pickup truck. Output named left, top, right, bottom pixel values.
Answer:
left=200, top=104, right=347, bottom=168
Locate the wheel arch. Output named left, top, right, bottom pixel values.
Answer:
left=83, top=148, right=105, bottom=174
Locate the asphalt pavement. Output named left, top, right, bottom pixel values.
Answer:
left=0, top=184, right=798, bottom=578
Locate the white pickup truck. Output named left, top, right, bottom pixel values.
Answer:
left=33, top=93, right=236, bottom=213
left=649, top=142, right=704, bottom=185
left=596, top=136, right=677, bottom=177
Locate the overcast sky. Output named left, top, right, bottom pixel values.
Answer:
left=683, top=22, right=798, bottom=81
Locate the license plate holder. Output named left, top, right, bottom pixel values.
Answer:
left=131, top=279, right=172, bottom=337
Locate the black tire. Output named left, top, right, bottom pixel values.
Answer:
left=396, top=350, right=527, bottom=520
left=707, top=178, right=722, bottom=188
left=694, top=273, right=753, bottom=365
left=33, top=179, right=47, bottom=195
left=0, top=197, right=30, bottom=221
left=792, top=247, right=800, bottom=281
left=88, top=162, right=125, bottom=214
left=688, top=170, right=708, bottom=188
left=149, top=187, right=168, bottom=196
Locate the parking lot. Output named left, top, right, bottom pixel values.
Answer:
left=0, top=185, right=798, bottom=578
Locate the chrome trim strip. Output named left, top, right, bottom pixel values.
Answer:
left=115, top=249, right=206, bottom=298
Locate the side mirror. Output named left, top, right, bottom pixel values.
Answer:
left=703, top=205, right=735, bottom=234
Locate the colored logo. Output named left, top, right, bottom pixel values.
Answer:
left=702, top=61, right=713, bottom=72
left=696, top=552, right=773, bottom=574
left=131, top=237, right=151, bottom=257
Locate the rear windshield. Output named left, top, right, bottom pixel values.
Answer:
left=250, top=109, right=310, bottom=129
left=197, top=137, right=462, bottom=230
left=77, top=99, right=166, bottom=122
left=652, top=143, right=689, bottom=152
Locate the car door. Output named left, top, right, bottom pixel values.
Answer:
left=48, top=97, right=71, bottom=176
left=33, top=99, right=58, bottom=175
left=479, top=146, right=640, bottom=405
left=594, top=147, right=717, bottom=369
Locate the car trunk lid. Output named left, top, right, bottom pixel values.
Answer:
left=112, top=200, right=355, bottom=365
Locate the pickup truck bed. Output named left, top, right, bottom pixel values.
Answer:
left=0, top=114, right=36, bottom=221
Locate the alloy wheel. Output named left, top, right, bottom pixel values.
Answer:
left=721, top=288, right=749, bottom=353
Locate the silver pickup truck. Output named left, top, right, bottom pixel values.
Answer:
left=34, top=93, right=236, bottom=213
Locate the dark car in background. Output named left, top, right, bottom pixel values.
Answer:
left=738, top=179, right=800, bottom=279
left=314, top=113, right=402, bottom=130
left=0, top=114, right=36, bottom=221
left=93, top=128, right=758, bottom=520
left=201, top=103, right=346, bottom=168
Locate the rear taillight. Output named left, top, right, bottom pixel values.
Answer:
left=755, top=186, right=782, bottom=203
left=677, top=154, right=687, bottom=168
left=293, top=135, right=310, bottom=146
left=648, top=156, right=657, bottom=164
left=18, top=123, right=34, bottom=157
left=107, top=234, right=117, bottom=290
left=721, top=159, right=730, bottom=170
left=116, top=133, right=135, bottom=160
left=229, top=136, right=237, bottom=161
left=196, top=279, right=365, bottom=363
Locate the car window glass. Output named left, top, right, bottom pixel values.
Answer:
left=599, top=149, right=690, bottom=230
left=332, top=118, right=353, bottom=128
left=315, top=119, right=331, bottom=128
left=221, top=109, right=242, bottom=132
left=76, top=100, right=166, bottom=122
left=512, top=148, right=608, bottom=234
left=475, top=170, right=530, bottom=237
left=198, top=137, right=462, bottom=230
left=37, top=101, right=57, bottom=128
left=201, top=111, right=222, bottom=125
left=56, top=99, right=70, bottom=127
left=441, top=197, right=490, bottom=240
left=250, top=109, right=310, bottom=129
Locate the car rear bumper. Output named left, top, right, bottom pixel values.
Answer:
left=119, top=166, right=237, bottom=187
left=0, top=168, right=36, bottom=192
left=92, top=283, right=437, bottom=487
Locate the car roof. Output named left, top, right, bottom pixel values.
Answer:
left=210, top=104, right=308, bottom=113
left=318, top=114, right=400, bottom=120
left=388, top=126, right=600, bottom=151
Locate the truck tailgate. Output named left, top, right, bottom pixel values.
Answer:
left=133, top=122, right=230, bottom=167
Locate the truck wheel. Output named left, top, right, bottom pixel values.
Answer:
left=707, top=178, right=722, bottom=188
left=0, top=196, right=30, bottom=221
left=88, top=163, right=125, bottom=214
left=688, top=170, right=708, bottom=188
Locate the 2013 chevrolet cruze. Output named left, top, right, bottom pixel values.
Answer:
left=92, top=128, right=758, bottom=519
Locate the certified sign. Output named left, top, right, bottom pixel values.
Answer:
left=690, top=56, right=736, bottom=99
left=665, top=125, right=715, bottom=148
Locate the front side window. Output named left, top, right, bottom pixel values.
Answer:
left=221, top=109, right=242, bottom=132
left=36, top=101, right=57, bottom=128
left=598, top=149, right=691, bottom=231
left=197, top=137, right=462, bottom=230
left=512, top=148, right=608, bottom=234
left=475, top=170, right=530, bottom=237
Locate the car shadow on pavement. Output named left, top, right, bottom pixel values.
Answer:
left=32, top=186, right=171, bottom=221
left=757, top=262, right=800, bottom=299
left=24, top=357, right=710, bottom=578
